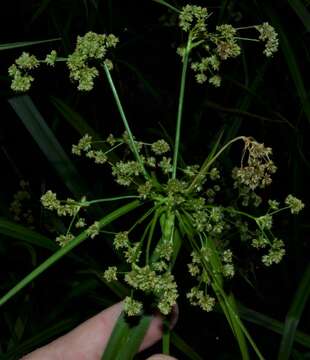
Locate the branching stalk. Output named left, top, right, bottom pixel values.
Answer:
left=187, top=136, right=245, bottom=192
left=103, top=64, right=149, bottom=180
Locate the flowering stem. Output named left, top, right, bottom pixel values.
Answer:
left=82, top=195, right=141, bottom=206
left=235, top=26, right=256, bottom=31
left=172, top=35, right=192, bottom=179
left=103, top=64, right=149, bottom=180
left=187, top=136, right=245, bottom=192
left=235, top=37, right=260, bottom=42
left=162, top=325, right=171, bottom=354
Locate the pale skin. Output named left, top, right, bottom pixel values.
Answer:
left=22, top=302, right=177, bottom=360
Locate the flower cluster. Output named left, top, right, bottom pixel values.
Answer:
left=8, top=32, right=118, bottom=92
left=40, top=191, right=101, bottom=246
left=232, top=138, right=277, bottom=191
left=8, top=52, right=39, bottom=92
left=285, top=194, right=305, bottom=214
left=45, top=50, right=58, bottom=66
left=187, top=286, right=215, bottom=312
left=177, top=5, right=279, bottom=86
left=67, top=32, right=119, bottom=91
left=103, top=230, right=178, bottom=316
left=179, top=4, right=209, bottom=33
left=9, top=180, right=34, bottom=225
left=262, top=239, right=285, bottom=266
left=255, top=22, right=279, bottom=57
left=72, top=134, right=173, bottom=187
left=41, top=190, right=81, bottom=216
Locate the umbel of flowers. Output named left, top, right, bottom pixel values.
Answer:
left=40, top=131, right=304, bottom=316
left=9, top=1, right=303, bottom=345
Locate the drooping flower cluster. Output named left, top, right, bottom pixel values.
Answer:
left=232, top=138, right=277, bottom=191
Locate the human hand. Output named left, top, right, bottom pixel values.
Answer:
left=21, top=301, right=177, bottom=360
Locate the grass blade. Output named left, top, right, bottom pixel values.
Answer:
left=117, top=60, right=161, bottom=102
left=2, top=318, right=77, bottom=360
left=50, top=96, right=98, bottom=137
left=30, top=0, right=52, bottom=23
left=8, top=95, right=87, bottom=197
left=0, top=38, right=61, bottom=51
left=0, top=218, right=57, bottom=251
left=265, top=5, right=310, bottom=124
left=278, top=265, right=310, bottom=360
left=238, top=304, right=310, bottom=349
left=288, top=0, right=310, bottom=32
left=0, top=200, right=140, bottom=307
left=171, top=332, right=203, bottom=360
left=151, top=0, right=180, bottom=13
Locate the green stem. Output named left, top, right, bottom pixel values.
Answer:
left=172, top=35, right=192, bottom=179
left=103, top=64, right=149, bottom=180
left=235, top=37, right=260, bottom=42
left=204, top=234, right=264, bottom=360
left=82, top=195, right=140, bottom=206
left=162, top=325, right=171, bottom=355
left=235, top=26, right=256, bottom=31
left=146, top=209, right=160, bottom=264
left=0, top=200, right=141, bottom=307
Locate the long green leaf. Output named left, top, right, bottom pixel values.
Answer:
left=171, top=332, right=203, bottom=360
left=0, top=200, right=140, bottom=307
left=0, top=218, right=57, bottom=251
left=0, top=38, right=60, bottom=51
left=265, top=5, right=310, bottom=124
left=1, top=318, right=77, bottom=360
left=8, top=95, right=87, bottom=197
left=30, top=0, right=53, bottom=23
left=151, top=0, right=180, bottom=13
left=238, top=304, right=310, bottom=349
left=101, top=312, right=129, bottom=360
left=288, top=0, right=310, bottom=32
left=50, top=96, right=98, bottom=137
left=278, top=265, right=310, bottom=360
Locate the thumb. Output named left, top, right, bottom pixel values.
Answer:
left=146, top=355, right=177, bottom=360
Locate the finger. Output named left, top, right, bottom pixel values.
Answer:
left=22, top=301, right=178, bottom=359
left=139, top=303, right=179, bottom=351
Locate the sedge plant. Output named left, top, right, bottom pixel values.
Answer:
left=1, top=3, right=305, bottom=359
